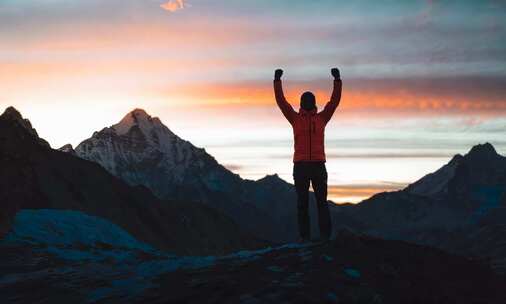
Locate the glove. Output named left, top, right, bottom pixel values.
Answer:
left=274, top=69, right=283, bottom=81
left=331, top=68, right=340, bottom=80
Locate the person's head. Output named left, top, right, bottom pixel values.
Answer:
left=300, top=91, right=316, bottom=111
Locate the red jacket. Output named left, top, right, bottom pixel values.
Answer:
left=274, top=79, right=342, bottom=162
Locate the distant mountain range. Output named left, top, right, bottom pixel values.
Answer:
left=60, top=108, right=506, bottom=272
left=2, top=105, right=506, bottom=302
left=2, top=105, right=506, bottom=274
left=0, top=107, right=262, bottom=255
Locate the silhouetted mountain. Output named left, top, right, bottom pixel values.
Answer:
left=0, top=106, right=51, bottom=149
left=406, top=142, right=505, bottom=199
left=2, top=222, right=504, bottom=303
left=0, top=107, right=262, bottom=255
left=72, top=109, right=324, bottom=242
left=405, top=154, right=463, bottom=197
left=334, top=143, right=506, bottom=272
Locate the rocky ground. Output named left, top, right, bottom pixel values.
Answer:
left=1, top=230, right=505, bottom=304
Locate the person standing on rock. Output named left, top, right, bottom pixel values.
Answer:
left=273, top=68, right=342, bottom=241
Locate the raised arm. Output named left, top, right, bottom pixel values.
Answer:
left=273, top=69, right=296, bottom=124
left=320, top=68, right=342, bottom=124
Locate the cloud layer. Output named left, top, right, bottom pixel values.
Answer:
left=160, top=0, right=186, bottom=12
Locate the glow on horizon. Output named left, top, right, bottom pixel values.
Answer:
left=1, top=0, right=505, bottom=203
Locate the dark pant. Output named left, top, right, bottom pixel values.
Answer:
left=293, top=161, right=332, bottom=240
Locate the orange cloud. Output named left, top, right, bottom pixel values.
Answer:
left=159, top=80, right=506, bottom=116
left=160, top=0, right=186, bottom=12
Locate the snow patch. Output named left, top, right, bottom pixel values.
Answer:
left=4, top=209, right=154, bottom=254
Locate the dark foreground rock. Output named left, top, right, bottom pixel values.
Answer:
left=1, top=229, right=504, bottom=304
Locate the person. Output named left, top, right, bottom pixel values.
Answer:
left=273, top=68, right=342, bottom=241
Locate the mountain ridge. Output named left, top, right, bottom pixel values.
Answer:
left=334, top=141, right=506, bottom=272
left=6, top=105, right=506, bottom=272
left=0, top=106, right=263, bottom=254
left=65, top=107, right=506, bottom=253
left=71, top=108, right=305, bottom=242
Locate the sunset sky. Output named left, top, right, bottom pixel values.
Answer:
left=1, top=0, right=506, bottom=202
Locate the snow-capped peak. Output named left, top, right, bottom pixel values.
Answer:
left=113, top=108, right=166, bottom=136
left=74, top=108, right=209, bottom=190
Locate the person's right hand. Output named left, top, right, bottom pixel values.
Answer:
left=331, top=68, right=340, bottom=80
left=274, top=69, right=283, bottom=80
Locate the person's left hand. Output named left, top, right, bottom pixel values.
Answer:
left=331, top=68, right=340, bottom=80
left=274, top=69, right=284, bottom=80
